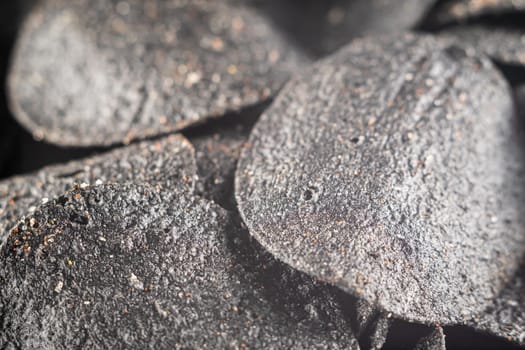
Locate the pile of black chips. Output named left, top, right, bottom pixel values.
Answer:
left=0, top=1, right=524, bottom=349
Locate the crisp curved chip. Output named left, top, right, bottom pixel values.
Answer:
left=439, top=26, right=525, bottom=67
left=0, top=134, right=195, bottom=242
left=462, top=86, right=525, bottom=347
left=236, top=33, right=525, bottom=325
left=0, top=183, right=359, bottom=349
left=8, top=0, right=306, bottom=146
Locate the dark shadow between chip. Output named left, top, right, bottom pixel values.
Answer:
left=246, top=0, right=338, bottom=58
left=444, top=326, right=523, bottom=350
left=418, top=7, right=525, bottom=31
left=0, top=0, right=87, bottom=179
left=0, top=97, right=270, bottom=185
left=182, top=99, right=269, bottom=138
left=381, top=320, right=433, bottom=350
left=183, top=100, right=270, bottom=210
left=499, top=63, right=525, bottom=87
left=0, top=127, right=103, bottom=179
left=0, top=2, right=24, bottom=178
left=412, top=0, right=446, bottom=31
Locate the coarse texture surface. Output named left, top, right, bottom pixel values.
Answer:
left=0, top=183, right=359, bottom=349
left=353, top=299, right=379, bottom=337
left=0, top=134, right=195, bottom=243
left=427, top=0, right=525, bottom=24
left=461, top=85, right=525, bottom=346
left=8, top=0, right=306, bottom=146
left=367, top=315, right=392, bottom=350
left=468, top=259, right=525, bottom=346
left=187, top=111, right=257, bottom=210
left=414, top=327, right=446, bottom=350
left=439, top=26, right=525, bottom=67
left=249, top=0, right=436, bottom=57
left=236, top=33, right=525, bottom=326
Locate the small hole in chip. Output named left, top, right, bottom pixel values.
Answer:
left=303, top=190, right=313, bottom=201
